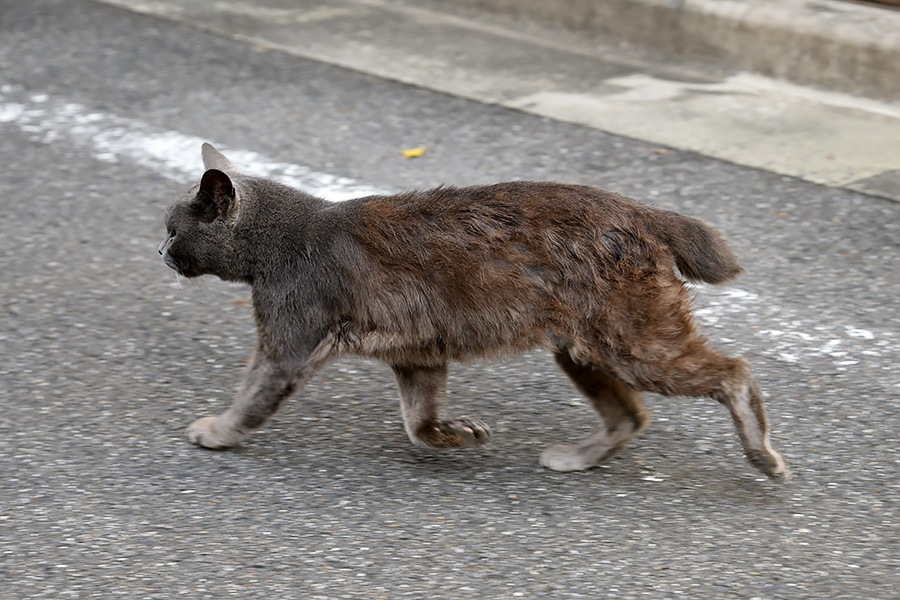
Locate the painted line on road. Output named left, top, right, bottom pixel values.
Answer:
left=1, top=85, right=895, bottom=375
left=693, top=286, right=896, bottom=376
left=0, top=85, right=388, bottom=201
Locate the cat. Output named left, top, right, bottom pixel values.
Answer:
left=159, top=143, right=789, bottom=482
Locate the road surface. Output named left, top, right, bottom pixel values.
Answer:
left=1, top=1, right=898, bottom=598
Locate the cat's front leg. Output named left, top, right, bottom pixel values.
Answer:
left=187, top=415, right=238, bottom=449
left=392, top=363, right=492, bottom=449
left=187, top=350, right=309, bottom=449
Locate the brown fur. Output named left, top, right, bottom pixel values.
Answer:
left=160, top=145, right=789, bottom=482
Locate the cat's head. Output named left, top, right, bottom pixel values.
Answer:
left=159, top=144, right=249, bottom=281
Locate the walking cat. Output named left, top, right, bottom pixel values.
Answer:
left=159, top=144, right=789, bottom=482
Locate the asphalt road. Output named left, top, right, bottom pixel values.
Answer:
left=1, top=1, right=898, bottom=598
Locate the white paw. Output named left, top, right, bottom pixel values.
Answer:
left=187, top=415, right=238, bottom=449
left=539, top=444, right=597, bottom=472
left=748, top=447, right=792, bottom=483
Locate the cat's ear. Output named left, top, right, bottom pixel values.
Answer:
left=201, top=143, right=238, bottom=173
left=196, top=169, right=235, bottom=223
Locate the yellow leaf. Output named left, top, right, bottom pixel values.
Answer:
left=402, top=147, right=426, bottom=158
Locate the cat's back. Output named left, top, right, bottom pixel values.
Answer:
left=344, top=181, right=643, bottom=255
left=350, top=181, right=637, bottom=222
left=337, top=181, right=661, bottom=314
left=331, top=182, right=654, bottom=360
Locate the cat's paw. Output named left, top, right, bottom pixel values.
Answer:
left=539, top=444, right=604, bottom=472
left=187, top=416, right=240, bottom=449
left=746, top=448, right=791, bottom=483
left=417, top=417, right=492, bottom=449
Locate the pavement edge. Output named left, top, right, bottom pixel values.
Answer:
left=391, top=0, right=900, bottom=101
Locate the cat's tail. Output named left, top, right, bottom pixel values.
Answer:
left=648, top=209, right=743, bottom=284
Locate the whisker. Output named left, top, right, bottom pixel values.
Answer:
left=187, top=276, right=211, bottom=301
left=172, top=270, right=188, bottom=302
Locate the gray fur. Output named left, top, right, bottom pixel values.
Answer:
left=160, top=145, right=789, bottom=482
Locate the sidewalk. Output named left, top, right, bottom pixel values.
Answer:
left=96, top=0, right=900, bottom=201
left=398, top=0, right=900, bottom=101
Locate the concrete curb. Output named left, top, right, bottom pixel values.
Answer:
left=395, top=0, right=900, bottom=100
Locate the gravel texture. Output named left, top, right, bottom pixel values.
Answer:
left=1, top=1, right=898, bottom=598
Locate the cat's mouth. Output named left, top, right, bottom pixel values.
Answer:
left=161, top=252, right=184, bottom=274
left=159, top=236, right=199, bottom=277
left=161, top=253, right=201, bottom=278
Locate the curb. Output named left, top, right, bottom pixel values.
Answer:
left=395, top=0, right=900, bottom=100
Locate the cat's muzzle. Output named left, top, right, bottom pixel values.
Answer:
left=158, top=235, right=185, bottom=274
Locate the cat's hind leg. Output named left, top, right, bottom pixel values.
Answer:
left=666, top=352, right=791, bottom=482
left=561, top=295, right=789, bottom=481
left=392, top=363, right=492, bottom=449
left=540, top=351, right=650, bottom=471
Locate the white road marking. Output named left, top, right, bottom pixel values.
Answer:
left=0, top=85, right=388, bottom=201
left=695, top=286, right=897, bottom=372
left=1, top=85, right=894, bottom=372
